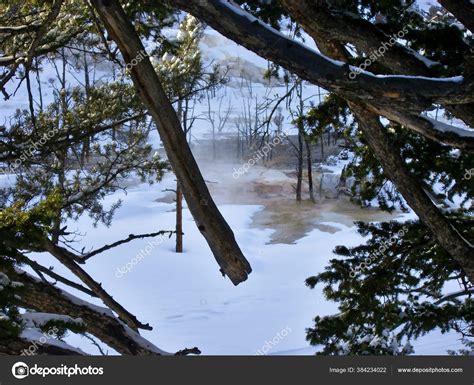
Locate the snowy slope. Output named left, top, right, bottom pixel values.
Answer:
left=21, top=169, right=465, bottom=355
left=0, top=1, right=468, bottom=355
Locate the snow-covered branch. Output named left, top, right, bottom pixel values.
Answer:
left=174, top=0, right=472, bottom=104
left=172, top=0, right=474, bottom=151
left=8, top=269, right=199, bottom=355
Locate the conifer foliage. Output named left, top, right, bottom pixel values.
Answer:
left=0, top=0, right=473, bottom=355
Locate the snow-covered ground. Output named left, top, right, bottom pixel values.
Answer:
left=1, top=0, right=468, bottom=355
left=11, top=163, right=463, bottom=356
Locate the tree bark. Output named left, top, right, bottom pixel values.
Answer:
left=43, top=239, right=151, bottom=331
left=280, top=0, right=474, bottom=130
left=306, top=140, right=316, bottom=203
left=91, top=0, right=251, bottom=285
left=6, top=269, right=169, bottom=355
left=352, top=104, right=474, bottom=282
left=296, top=131, right=303, bottom=202
left=286, top=4, right=474, bottom=283
left=280, top=0, right=432, bottom=76
left=0, top=337, right=84, bottom=355
left=176, top=183, right=183, bottom=253
left=172, top=0, right=474, bottom=151
left=176, top=100, right=184, bottom=253
left=438, top=0, right=474, bottom=33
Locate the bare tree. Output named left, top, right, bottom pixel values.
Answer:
left=205, top=92, right=232, bottom=160
left=172, top=0, right=474, bottom=282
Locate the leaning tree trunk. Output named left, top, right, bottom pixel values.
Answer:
left=352, top=104, right=474, bottom=282
left=286, top=8, right=474, bottom=283
left=437, top=0, right=474, bottom=33
left=91, top=0, right=251, bottom=285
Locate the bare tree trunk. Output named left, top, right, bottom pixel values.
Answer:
left=306, top=140, right=316, bottom=203
left=205, top=92, right=217, bottom=160
left=212, top=125, right=216, bottom=160
left=319, top=174, right=324, bottom=200
left=320, top=137, right=324, bottom=162
left=92, top=0, right=251, bottom=285
left=176, top=183, right=183, bottom=253
left=236, top=129, right=240, bottom=159
left=295, top=81, right=304, bottom=202
left=52, top=49, right=67, bottom=245
left=35, top=57, right=44, bottom=112
left=176, top=100, right=184, bottom=253
left=296, top=130, right=303, bottom=202
left=82, top=45, right=91, bottom=164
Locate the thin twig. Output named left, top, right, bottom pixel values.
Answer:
left=82, top=230, right=175, bottom=261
